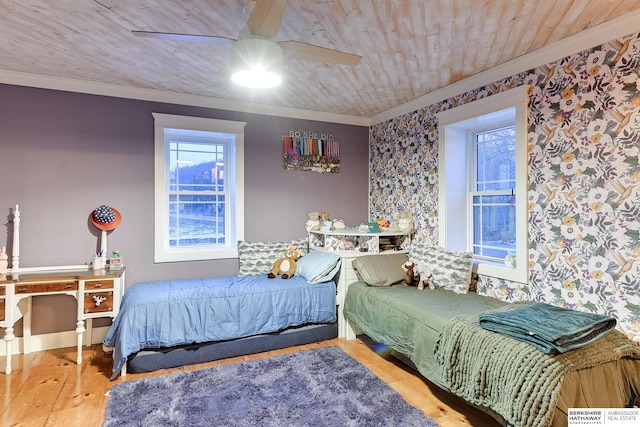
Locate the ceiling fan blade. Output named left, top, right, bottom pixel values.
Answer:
left=247, top=0, right=287, bottom=38
left=132, top=30, right=235, bottom=45
left=279, top=41, right=362, bottom=66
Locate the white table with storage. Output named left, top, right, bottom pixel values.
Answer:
left=309, top=228, right=410, bottom=338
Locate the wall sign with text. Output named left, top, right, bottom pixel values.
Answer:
left=282, top=130, right=340, bottom=173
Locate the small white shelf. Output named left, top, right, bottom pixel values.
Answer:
left=309, top=228, right=411, bottom=339
left=309, top=227, right=411, bottom=254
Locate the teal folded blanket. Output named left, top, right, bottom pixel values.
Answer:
left=478, top=303, right=617, bottom=354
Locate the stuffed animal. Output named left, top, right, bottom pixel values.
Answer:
left=401, top=261, right=434, bottom=290
left=414, top=263, right=435, bottom=290
left=402, top=261, right=418, bottom=287
left=331, top=218, right=346, bottom=230
left=318, top=211, right=331, bottom=229
left=305, top=211, right=321, bottom=231
left=268, top=245, right=304, bottom=279
left=389, top=210, right=415, bottom=234
left=377, top=218, right=390, bottom=230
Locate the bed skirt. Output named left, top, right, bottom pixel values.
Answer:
left=126, top=322, right=338, bottom=373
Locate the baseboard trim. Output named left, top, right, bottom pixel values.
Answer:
left=0, top=326, right=110, bottom=356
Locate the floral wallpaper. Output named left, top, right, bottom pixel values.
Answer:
left=369, top=32, right=640, bottom=341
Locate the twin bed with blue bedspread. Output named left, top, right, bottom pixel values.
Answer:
left=103, top=239, right=341, bottom=379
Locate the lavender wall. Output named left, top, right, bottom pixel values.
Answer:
left=0, top=83, right=369, bottom=334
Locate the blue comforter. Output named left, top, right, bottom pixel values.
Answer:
left=103, top=274, right=336, bottom=379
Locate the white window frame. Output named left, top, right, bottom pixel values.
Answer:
left=153, top=113, right=246, bottom=262
left=437, top=86, right=528, bottom=283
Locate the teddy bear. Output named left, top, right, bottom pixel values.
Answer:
left=401, top=260, right=434, bottom=290
left=389, top=210, right=415, bottom=234
left=268, top=245, right=305, bottom=279
left=305, top=211, right=321, bottom=231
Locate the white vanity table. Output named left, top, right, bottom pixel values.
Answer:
left=1, top=204, right=124, bottom=374
left=0, top=267, right=125, bottom=374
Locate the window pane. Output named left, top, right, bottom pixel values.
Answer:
left=167, top=137, right=227, bottom=248
left=169, top=194, right=226, bottom=247
left=472, top=195, right=516, bottom=259
left=476, top=126, right=516, bottom=191
left=169, top=141, right=225, bottom=192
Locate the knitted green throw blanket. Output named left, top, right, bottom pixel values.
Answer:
left=434, top=305, right=640, bottom=427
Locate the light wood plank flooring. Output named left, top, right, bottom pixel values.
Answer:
left=0, top=338, right=500, bottom=426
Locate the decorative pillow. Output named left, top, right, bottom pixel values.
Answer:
left=409, top=244, right=473, bottom=294
left=237, top=238, right=308, bottom=276
left=352, top=253, right=409, bottom=287
left=296, top=251, right=342, bottom=284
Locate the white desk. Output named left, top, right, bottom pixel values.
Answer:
left=0, top=267, right=125, bottom=374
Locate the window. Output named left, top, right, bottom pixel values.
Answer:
left=437, top=87, right=527, bottom=283
left=471, top=125, right=516, bottom=261
left=153, top=113, right=246, bottom=262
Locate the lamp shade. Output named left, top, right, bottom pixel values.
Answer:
left=231, top=37, right=283, bottom=89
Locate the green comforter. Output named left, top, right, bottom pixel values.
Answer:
left=344, top=282, right=640, bottom=427
left=342, top=281, right=507, bottom=385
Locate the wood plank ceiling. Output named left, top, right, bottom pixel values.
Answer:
left=1, top=0, right=640, bottom=118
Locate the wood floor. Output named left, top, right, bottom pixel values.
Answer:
left=0, top=338, right=501, bottom=427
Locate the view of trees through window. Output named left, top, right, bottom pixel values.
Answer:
left=169, top=140, right=226, bottom=247
left=472, top=125, right=516, bottom=260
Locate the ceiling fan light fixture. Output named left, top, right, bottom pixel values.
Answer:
left=231, top=37, right=283, bottom=89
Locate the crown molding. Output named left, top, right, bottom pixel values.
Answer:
left=0, top=69, right=370, bottom=127
left=370, top=8, right=640, bottom=125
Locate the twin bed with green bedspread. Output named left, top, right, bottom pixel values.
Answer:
left=344, top=280, right=640, bottom=427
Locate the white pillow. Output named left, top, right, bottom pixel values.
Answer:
left=237, top=238, right=308, bottom=276
left=409, top=244, right=473, bottom=293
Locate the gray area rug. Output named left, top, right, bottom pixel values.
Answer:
left=103, top=345, right=439, bottom=426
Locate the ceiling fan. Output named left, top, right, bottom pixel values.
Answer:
left=132, top=0, right=362, bottom=88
